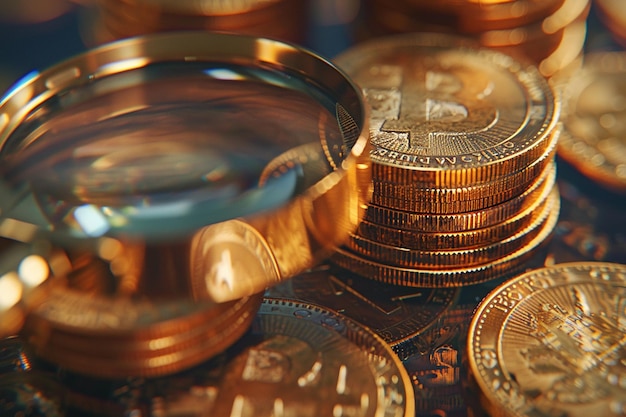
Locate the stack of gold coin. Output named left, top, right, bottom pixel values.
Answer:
left=330, top=33, right=561, bottom=288
left=360, top=0, right=590, bottom=78
left=92, top=0, right=307, bottom=44
left=12, top=238, right=263, bottom=378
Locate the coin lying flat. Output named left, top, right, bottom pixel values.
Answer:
left=363, top=160, right=556, bottom=233
left=331, top=187, right=559, bottom=288
left=468, top=262, right=626, bottom=417
left=334, top=32, right=559, bottom=189
left=557, top=52, right=626, bottom=193
left=266, top=265, right=458, bottom=360
left=29, top=298, right=415, bottom=417
left=357, top=167, right=554, bottom=250
left=346, top=187, right=559, bottom=269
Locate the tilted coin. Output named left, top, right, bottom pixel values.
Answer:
left=334, top=33, right=559, bottom=190
left=557, top=51, right=626, bottom=193
left=468, top=262, right=626, bottom=417
left=266, top=264, right=458, bottom=360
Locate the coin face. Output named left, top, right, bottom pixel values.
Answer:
left=334, top=33, right=558, bottom=187
left=468, top=262, right=626, bottom=417
left=51, top=298, right=415, bottom=417
left=558, top=52, right=626, bottom=193
left=266, top=265, right=458, bottom=359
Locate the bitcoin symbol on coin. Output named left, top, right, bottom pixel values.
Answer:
left=366, top=63, right=498, bottom=155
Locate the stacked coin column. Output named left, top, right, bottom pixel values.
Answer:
left=358, top=0, right=590, bottom=79
left=91, top=0, right=308, bottom=44
left=330, top=33, right=562, bottom=288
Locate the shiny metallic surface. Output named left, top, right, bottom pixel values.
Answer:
left=0, top=2, right=626, bottom=417
left=468, top=262, right=626, bottom=417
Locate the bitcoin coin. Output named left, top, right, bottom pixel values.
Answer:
left=266, top=264, right=458, bottom=360
left=97, top=0, right=308, bottom=44
left=45, top=298, right=416, bottom=417
left=332, top=194, right=558, bottom=287
left=334, top=32, right=559, bottom=189
left=371, top=124, right=558, bottom=205
left=346, top=188, right=559, bottom=269
left=363, top=161, right=556, bottom=233
left=23, top=285, right=264, bottom=378
left=468, top=262, right=626, bottom=417
left=557, top=52, right=626, bottom=193
left=357, top=169, right=554, bottom=250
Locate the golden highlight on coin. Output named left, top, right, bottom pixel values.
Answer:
left=468, top=262, right=626, bottom=417
left=91, top=0, right=308, bottom=45
left=359, top=0, right=589, bottom=78
left=557, top=51, right=626, bottom=193
left=331, top=32, right=561, bottom=287
left=334, top=32, right=559, bottom=188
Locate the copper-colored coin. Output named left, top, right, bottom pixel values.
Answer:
left=23, top=285, right=264, bottom=378
left=557, top=52, right=626, bottom=193
left=364, top=160, right=556, bottom=233
left=363, top=0, right=566, bottom=34
left=370, top=128, right=557, bottom=214
left=66, top=298, right=415, bottom=416
left=334, top=32, right=559, bottom=189
left=358, top=165, right=554, bottom=250
left=481, top=0, right=590, bottom=64
left=99, top=0, right=307, bottom=42
left=346, top=187, right=559, bottom=269
left=403, top=0, right=567, bottom=33
left=468, top=262, right=626, bottom=417
left=331, top=187, right=559, bottom=287
left=266, top=265, right=458, bottom=360
left=536, top=20, right=588, bottom=78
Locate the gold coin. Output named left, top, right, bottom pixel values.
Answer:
left=557, top=52, right=626, bottom=193
left=23, top=284, right=264, bottom=377
left=364, top=160, right=556, bottom=233
left=370, top=139, right=555, bottom=214
left=468, top=262, right=626, bottom=417
left=363, top=0, right=566, bottom=34
left=331, top=187, right=559, bottom=287
left=266, top=264, right=458, bottom=360
left=480, top=0, right=590, bottom=63
left=51, top=298, right=416, bottom=416
left=371, top=126, right=557, bottom=212
left=358, top=165, right=554, bottom=250
left=346, top=187, right=559, bottom=269
left=334, top=32, right=559, bottom=189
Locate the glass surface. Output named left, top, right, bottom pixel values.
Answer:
left=0, top=62, right=345, bottom=239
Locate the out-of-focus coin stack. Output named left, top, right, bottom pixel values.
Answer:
left=359, top=0, right=590, bottom=79
left=556, top=51, right=626, bottom=194
left=330, top=33, right=562, bottom=288
left=594, top=0, right=626, bottom=48
left=91, top=0, right=308, bottom=44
